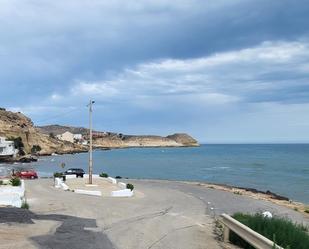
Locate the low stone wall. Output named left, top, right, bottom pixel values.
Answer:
left=0, top=179, right=25, bottom=208
left=111, top=189, right=134, bottom=197
left=54, top=177, right=134, bottom=198
left=74, top=189, right=102, bottom=196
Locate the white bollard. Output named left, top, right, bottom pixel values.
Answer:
left=54, top=177, right=63, bottom=188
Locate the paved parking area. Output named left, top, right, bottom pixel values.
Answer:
left=0, top=179, right=307, bottom=249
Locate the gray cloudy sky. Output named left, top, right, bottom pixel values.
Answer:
left=1, top=0, right=309, bottom=143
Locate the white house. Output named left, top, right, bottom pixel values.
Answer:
left=81, top=140, right=88, bottom=145
left=73, top=134, right=82, bottom=140
left=56, top=131, right=74, bottom=143
left=0, top=137, right=16, bottom=157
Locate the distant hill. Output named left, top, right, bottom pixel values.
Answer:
left=37, top=125, right=199, bottom=148
left=37, top=125, right=90, bottom=136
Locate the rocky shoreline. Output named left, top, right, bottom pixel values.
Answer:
left=185, top=181, right=309, bottom=216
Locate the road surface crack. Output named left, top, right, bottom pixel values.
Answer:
left=104, top=206, right=173, bottom=231
left=147, top=224, right=197, bottom=249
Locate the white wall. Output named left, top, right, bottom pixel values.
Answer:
left=0, top=137, right=16, bottom=156
left=111, top=189, right=134, bottom=197
left=0, top=180, right=25, bottom=207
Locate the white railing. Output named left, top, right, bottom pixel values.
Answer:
left=220, top=214, right=283, bottom=249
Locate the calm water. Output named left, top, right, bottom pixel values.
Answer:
left=1, top=144, right=309, bottom=203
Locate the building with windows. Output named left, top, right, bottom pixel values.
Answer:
left=56, top=131, right=74, bottom=143
left=0, top=137, right=16, bottom=157
left=73, top=134, right=82, bottom=140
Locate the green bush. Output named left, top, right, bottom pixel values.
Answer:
left=99, top=172, right=108, bottom=178
left=7, top=136, right=24, bottom=149
left=0, top=180, right=3, bottom=185
left=31, top=145, right=42, bottom=154
left=230, top=213, right=309, bottom=249
left=126, top=183, right=134, bottom=191
left=10, top=177, right=21, bottom=186
left=21, top=201, right=29, bottom=209
left=53, top=172, right=63, bottom=178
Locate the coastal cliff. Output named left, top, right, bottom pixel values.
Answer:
left=92, top=133, right=199, bottom=148
left=0, top=109, right=86, bottom=156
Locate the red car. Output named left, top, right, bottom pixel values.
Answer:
left=14, top=170, right=38, bottom=179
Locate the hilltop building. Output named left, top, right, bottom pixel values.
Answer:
left=56, top=131, right=74, bottom=143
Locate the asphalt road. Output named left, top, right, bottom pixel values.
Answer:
left=0, top=179, right=308, bottom=249
left=0, top=207, right=114, bottom=249
left=131, top=180, right=309, bottom=225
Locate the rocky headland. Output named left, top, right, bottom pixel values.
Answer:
left=0, top=108, right=199, bottom=161
left=38, top=125, right=199, bottom=148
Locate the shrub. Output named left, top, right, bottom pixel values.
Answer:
left=53, top=172, right=63, bottom=178
left=19, top=149, right=26, bottom=156
left=31, top=145, right=42, bottom=154
left=99, top=172, right=108, bottom=178
left=21, top=201, right=29, bottom=209
left=230, top=213, right=309, bottom=249
left=0, top=180, right=3, bottom=185
left=233, top=191, right=242, bottom=195
left=7, top=137, right=25, bottom=156
left=10, top=177, right=21, bottom=186
left=305, top=208, right=309, bottom=214
left=126, top=183, right=134, bottom=191
left=8, top=136, right=24, bottom=149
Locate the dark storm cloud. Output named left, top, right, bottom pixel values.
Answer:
left=1, top=0, right=309, bottom=142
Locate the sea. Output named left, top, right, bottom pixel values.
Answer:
left=1, top=144, right=308, bottom=204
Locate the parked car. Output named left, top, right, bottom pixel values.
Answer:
left=64, top=168, right=85, bottom=178
left=14, top=169, right=38, bottom=179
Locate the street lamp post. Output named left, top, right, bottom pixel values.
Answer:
left=88, top=100, right=95, bottom=184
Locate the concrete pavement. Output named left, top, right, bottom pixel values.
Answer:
left=0, top=179, right=307, bottom=249
left=22, top=179, right=222, bottom=249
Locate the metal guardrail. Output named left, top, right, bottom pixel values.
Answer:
left=220, top=214, right=283, bottom=249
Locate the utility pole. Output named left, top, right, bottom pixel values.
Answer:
left=88, top=100, right=95, bottom=184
